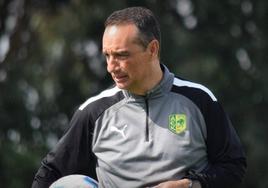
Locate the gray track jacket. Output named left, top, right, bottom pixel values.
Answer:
left=32, top=65, right=246, bottom=188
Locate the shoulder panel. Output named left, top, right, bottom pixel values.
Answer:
left=79, top=86, right=122, bottom=111
left=78, top=86, right=124, bottom=123
left=173, top=77, right=217, bottom=101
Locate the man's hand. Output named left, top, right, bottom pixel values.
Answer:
left=151, top=179, right=201, bottom=188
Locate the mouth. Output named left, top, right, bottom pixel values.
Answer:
left=113, top=74, right=128, bottom=83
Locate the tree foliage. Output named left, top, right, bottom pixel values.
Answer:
left=0, top=0, right=267, bottom=187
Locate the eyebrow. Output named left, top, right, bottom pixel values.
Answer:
left=103, top=49, right=130, bottom=55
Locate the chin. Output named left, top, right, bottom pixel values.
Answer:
left=115, top=83, right=128, bottom=90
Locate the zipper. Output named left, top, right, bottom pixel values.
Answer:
left=145, top=97, right=149, bottom=142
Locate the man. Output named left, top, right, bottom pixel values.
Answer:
left=32, top=7, right=246, bottom=188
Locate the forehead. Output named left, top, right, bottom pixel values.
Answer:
left=102, top=24, right=141, bottom=51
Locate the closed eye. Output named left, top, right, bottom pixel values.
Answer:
left=103, top=51, right=130, bottom=61
left=115, top=52, right=130, bottom=59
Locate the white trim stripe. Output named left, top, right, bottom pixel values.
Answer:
left=173, top=77, right=217, bottom=101
left=79, top=86, right=121, bottom=111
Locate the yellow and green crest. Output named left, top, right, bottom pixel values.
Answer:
left=168, top=114, right=187, bottom=134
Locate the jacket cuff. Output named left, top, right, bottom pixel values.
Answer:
left=183, top=170, right=209, bottom=188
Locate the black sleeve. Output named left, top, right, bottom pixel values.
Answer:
left=31, top=109, right=97, bottom=188
left=185, top=100, right=247, bottom=188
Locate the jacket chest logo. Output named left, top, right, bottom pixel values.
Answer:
left=168, top=114, right=187, bottom=134
left=110, top=124, right=128, bottom=139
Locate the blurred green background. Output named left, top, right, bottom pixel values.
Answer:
left=0, top=0, right=267, bottom=187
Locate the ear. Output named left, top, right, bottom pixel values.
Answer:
left=148, top=39, right=159, bottom=58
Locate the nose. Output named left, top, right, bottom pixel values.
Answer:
left=107, top=56, right=119, bottom=73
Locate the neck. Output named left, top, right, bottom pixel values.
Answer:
left=132, top=61, right=163, bottom=96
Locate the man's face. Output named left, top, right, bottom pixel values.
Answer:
left=102, top=24, right=153, bottom=95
